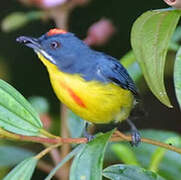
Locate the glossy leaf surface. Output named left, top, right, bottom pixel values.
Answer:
left=111, top=143, right=139, bottom=166
left=0, top=79, right=42, bottom=136
left=3, top=157, right=37, bottom=180
left=131, top=9, right=181, bottom=107
left=174, top=47, right=181, bottom=109
left=103, top=164, right=165, bottom=180
left=70, top=130, right=114, bottom=180
left=0, top=145, right=34, bottom=167
left=129, top=130, right=181, bottom=180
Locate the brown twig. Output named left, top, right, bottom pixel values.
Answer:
left=0, top=127, right=87, bottom=144
left=0, top=133, right=87, bottom=144
left=1, top=128, right=181, bottom=154
left=112, top=131, right=181, bottom=154
left=35, top=143, right=62, bottom=159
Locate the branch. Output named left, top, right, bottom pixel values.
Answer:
left=1, top=128, right=181, bottom=154
left=35, top=143, right=62, bottom=159
left=112, top=131, right=181, bottom=154
left=0, top=127, right=87, bottom=144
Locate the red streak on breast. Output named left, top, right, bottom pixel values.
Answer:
left=60, top=81, right=86, bottom=108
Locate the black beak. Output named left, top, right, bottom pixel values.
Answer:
left=16, top=36, right=41, bottom=51
left=16, top=36, right=57, bottom=65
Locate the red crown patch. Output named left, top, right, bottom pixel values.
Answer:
left=47, top=28, right=67, bottom=36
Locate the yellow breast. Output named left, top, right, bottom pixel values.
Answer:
left=37, top=53, right=134, bottom=124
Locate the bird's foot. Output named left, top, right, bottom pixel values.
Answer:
left=84, top=131, right=95, bottom=142
left=83, top=122, right=95, bottom=142
left=130, top=129, right=141, bottom=147
left=126, top=119, right=141, bottom=147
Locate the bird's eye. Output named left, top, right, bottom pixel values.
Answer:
left=50, top=41, right=60, bottom=49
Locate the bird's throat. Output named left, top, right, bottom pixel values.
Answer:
left=37, top=52, right=58, bottom=71
left=36, top=52, right=87, bottom=108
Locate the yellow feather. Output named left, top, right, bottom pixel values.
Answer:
left=37, top=53, right=134, bottom=124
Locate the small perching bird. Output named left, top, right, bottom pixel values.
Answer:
left=16, top=28, right=141, bottom=145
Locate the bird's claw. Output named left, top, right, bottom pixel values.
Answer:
left=86, top=134, right=95, bottom=142
left=130, top=130, right=141, bottom=147
left=84, top=131, right=95, bottom=142
left=83, top=122, right=95, bottom=142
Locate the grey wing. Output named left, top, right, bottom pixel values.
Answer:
left=97, top=54, right=139, bottom=96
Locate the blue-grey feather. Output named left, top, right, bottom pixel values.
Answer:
left=38, top=33, right=139, bottom=96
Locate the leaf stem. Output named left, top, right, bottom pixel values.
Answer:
left=40, top=129, right=59, bottom=139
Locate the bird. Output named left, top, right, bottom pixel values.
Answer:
left=16, top=28, right=141, bottom=145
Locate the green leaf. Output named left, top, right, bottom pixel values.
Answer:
left=1, top=11, right=44, bottom=32
left=67, top=110, right=85, bottom=138
left=174, top=47, right=181, bottom=109
left=120, top=26, right=181, bottom=86
left=28, top=96, right=50, bottom=114
left=128, top=130, right=181, bottom=180
left=121, top=51, right=142, bottom=82
left=0, top=79, right=43, bottom=136
left=149, top=136, right=181, bottom=172
left=131, top=9, right=181, bottom=107
left=1, top=12, right=28, bottom=32
left=103, top=164, right=165, bottom=180
left=3, top=157, right=37, bottom=180
left=0, top=145, right=34, bottom=167
left=169, top=26, right=181, bottom=51
left=45, top=144, right=84, bottom=180
left=111, top=144, right=140, bottom=166
left=70, top=130, right=114, bottom=180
